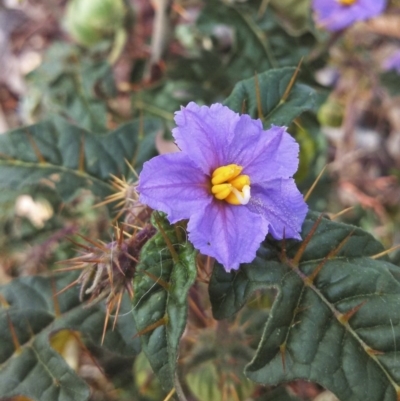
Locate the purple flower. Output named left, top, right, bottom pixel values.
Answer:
left=312, top=0, right=387, bottom=32
left=137, top=103, right=307, bottom=271
left=383, top=50, right=400, bottom=74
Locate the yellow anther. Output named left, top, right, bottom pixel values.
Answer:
left=225, top=185, right=251, bottom=205
left=338, top=0, right=356, bottom=5
left=211, top=183, right=233, bottom=200
left=225, top=192, right=241, bottom=205
left=211, top=164, right=242, bottom=185
left=229, top=175, right=250, bottom=191
left=210, top=164, right=251, bottom=205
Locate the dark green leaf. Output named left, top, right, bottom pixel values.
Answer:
left=380, top=71, right=400, bottom=97
left=22, top=42, right=116, bottom=133
left=132, top=80, right=212, bottom=124
left=196, top=0, right=317, bottom=89
left=209, top=246, right=285, bottom=320
left=132, top=214, right=197, bottom=391
left=0, top=273, right=140, bottom=401
left=210, top=212, right=400, bottom=401
left=224, top=67, right=318, bottom=126
left=197, top=2, right=273, bottom=82
left=255, top=6, right=318, bottom=69
left=0, top=116, right=161, bottom=202
left=255, top=386, right=303, bottom=401
left=269, top=0, right=312, bottom=35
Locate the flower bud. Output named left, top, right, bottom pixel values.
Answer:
left=64, top=0, right=126, bottom=47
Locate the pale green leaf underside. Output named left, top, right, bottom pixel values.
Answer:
left=0, top=273, right=139, bottom=401
left=0, top=116, right=161, bottom=201
left=210, top=212, right=400, bottom=401
left=132, top=215, right=197, bottom=392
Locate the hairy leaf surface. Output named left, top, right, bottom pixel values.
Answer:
left=0, top=273, right=139, bottom=401
left=132, top=215, right=197, bottom=391
left=210, top=212, right=400, bottom=401
left=0, top=117, right=161, bottom=202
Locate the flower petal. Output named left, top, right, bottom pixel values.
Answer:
left=383, top=50, right=400, bottom=74
left=248, top=178, right=308, bottom=240
left=172, top=102, right=241, bottom=174
left=138, top=153, right=211, bottom=223
left=187, top=202, right=268, bottom=271
left=312, top=0, right=386, bottom=31
left=229, top=123, right=299, bottom=183
left=312, top=0, right=349, bottom=31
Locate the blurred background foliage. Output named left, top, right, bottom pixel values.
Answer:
left=0, top=0, right=399, bottom=400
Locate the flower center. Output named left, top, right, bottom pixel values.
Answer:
left=337, top=0, right=357, bottom=5
left=211, top=164, right=251, bottom=205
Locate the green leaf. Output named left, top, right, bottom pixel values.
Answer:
left=132, top=80, right=213, bottom=124
left=269, top=0, right=312, bottom=35
left=210, top=212, right=400, bottom=401
left=255, top=386, right=303, bottom=401
left=0, top=273, right=140, bottom=401
left=133, top=352, right=165, bottom=400
left=132, top=214, right=197, bottom=391
left=209, top=251, right=285, bottom=321
left=224, top=67, right=318, bottom=127
left=186, top=357, right=255, bottom=401
left=380, top=71, right=400, bottom=97
left=196, top=0, right=317, bottom=88
left=22, top=42, right=116, bottom=133
left=183, top=317, right=257, bottom=401
left=294, top=116, right=318, bottom=182
left=253, top=5, right=318, bottom=69
left=197, top=1, right=274, bottom=82
left=0, top=116, right=161, bottom=202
